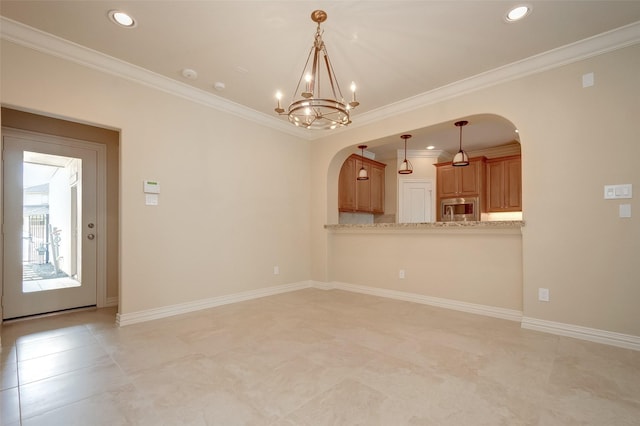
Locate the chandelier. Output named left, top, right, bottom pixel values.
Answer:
left=275, top=10, right=359, bottom=130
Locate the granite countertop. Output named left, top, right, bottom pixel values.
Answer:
left=324, top=221, right=524, bottom=231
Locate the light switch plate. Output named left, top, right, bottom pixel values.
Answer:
left=604, top=184, right=632, bottom=199
left=619, top=204, right=632, bottom=218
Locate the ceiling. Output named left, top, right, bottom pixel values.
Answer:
left=2, top=1, right=640, bottom=157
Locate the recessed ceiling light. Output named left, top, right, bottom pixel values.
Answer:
left=108, top=10, right=136, bottom=28
left=505, top=5, right=531, bottom=22
left=426, top=146, right=435, bottom=150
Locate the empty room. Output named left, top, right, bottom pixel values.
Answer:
left=1, top=2, right=639, bottom=425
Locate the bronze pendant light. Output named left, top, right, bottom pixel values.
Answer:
left=398, top=134, right=413, bottom=175
left=452, top=120, right=470, bottom=167
left=357, top=145, right=369, bottom=180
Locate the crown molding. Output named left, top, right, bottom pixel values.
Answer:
left=350, top=20, right=640, bottom=131
left=0, top=17, right=309, bottom=139
left=2, top=17, right=639, bottom=141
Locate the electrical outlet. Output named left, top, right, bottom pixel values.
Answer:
left=538, top=288, right=550, bottom=302
left=273, top=266, right=280, bottom=275
left=399, top=269, right=405, bottom=279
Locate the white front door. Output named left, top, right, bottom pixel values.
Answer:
left=2, top=131, right=101, bottom=319
left=399, top=179, right=433, bottom=223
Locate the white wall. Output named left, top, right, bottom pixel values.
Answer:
left=1, top=40, right=311, bottom=315
left=313, top=44, right=640, bottom=337
left=328, top=228, right=523, bottom=311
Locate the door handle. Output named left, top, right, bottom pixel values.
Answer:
left=87, top=234, right=95, bottom=240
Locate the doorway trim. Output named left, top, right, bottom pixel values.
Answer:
left=1, top=127, right=108, bottom=310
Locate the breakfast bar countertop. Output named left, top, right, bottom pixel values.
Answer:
left=324, top=221, right=524, bottom=233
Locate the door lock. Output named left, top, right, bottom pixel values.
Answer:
left=88, top=223, right=95, bottom=228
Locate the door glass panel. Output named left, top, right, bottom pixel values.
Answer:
left=22, top=151, right=82, bottom=293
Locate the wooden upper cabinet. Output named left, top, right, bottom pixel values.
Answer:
left=485, top=155, right=522, bottom=212
left=435, top=157, right=485, bottom=198
left=356, top=170, right=371, bottom=212
left=338, top=156, right=357, bottom=211
left=338, top=154, right=386, bottom=214
left=438, top=166, right=458, bottom=198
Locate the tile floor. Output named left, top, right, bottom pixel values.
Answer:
left=1, top=289, right=639, bottom=425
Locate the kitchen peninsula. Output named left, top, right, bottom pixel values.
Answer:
left=324, top=218, right=524, bottom=321
left=325, top=220, right=523, bottom=231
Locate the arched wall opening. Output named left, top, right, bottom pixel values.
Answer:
left=326, top=113, right=522, bottom=225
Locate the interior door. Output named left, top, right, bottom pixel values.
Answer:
left=399, top=179, right=433, bottom=223
left=2, top=133, right=98, bottom=319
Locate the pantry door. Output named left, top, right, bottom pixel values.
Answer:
left=2, top=130, right=104, bottom=319
left=399, top=179, right=434, bottom=223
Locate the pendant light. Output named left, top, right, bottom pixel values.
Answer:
left=357, top=145, right=369, bottom=181
left=452, top=120, right=470, bottom=167
left=398, top=134, right=413, bottom=175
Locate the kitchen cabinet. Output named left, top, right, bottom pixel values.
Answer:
left=486, top=155, right=522, bottom=212
left=338, top=156, right=357, bottom=211
left=435, top=157, right=485, bottom=198
left=339, top=154, right=386, bottom=213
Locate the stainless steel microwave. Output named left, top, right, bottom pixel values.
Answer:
left=441, top=197, right=479, bottom=222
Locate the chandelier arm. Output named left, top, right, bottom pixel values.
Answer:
left=322, top=52, right=338, bottom=101
left=315, top=51, right=322, bottom=98
left=292, top=46, right=316, bottom=101
left=310, top=48, right=320, bottom=97
left=322, top=46, right=345, bottom=100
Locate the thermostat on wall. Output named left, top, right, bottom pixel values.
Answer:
left=143, top=180, right=160, bottom=194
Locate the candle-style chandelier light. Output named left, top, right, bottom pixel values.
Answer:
left=274, top=10, right=359, bottom=130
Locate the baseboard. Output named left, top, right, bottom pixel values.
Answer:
left=326, top=281, right=523, bottom=322
left=522, top=317, right=640, bottom=351
left=116, top=281, right=312, bottom=326
left=310, top=280, right=334, bottom=290
left=113, top=279, right=639, bottom=351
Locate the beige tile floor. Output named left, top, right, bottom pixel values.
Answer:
left=1, top=289, right=639, bottom=425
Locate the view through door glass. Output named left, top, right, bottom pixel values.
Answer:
left=23, top=152, right=83, bottom=293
